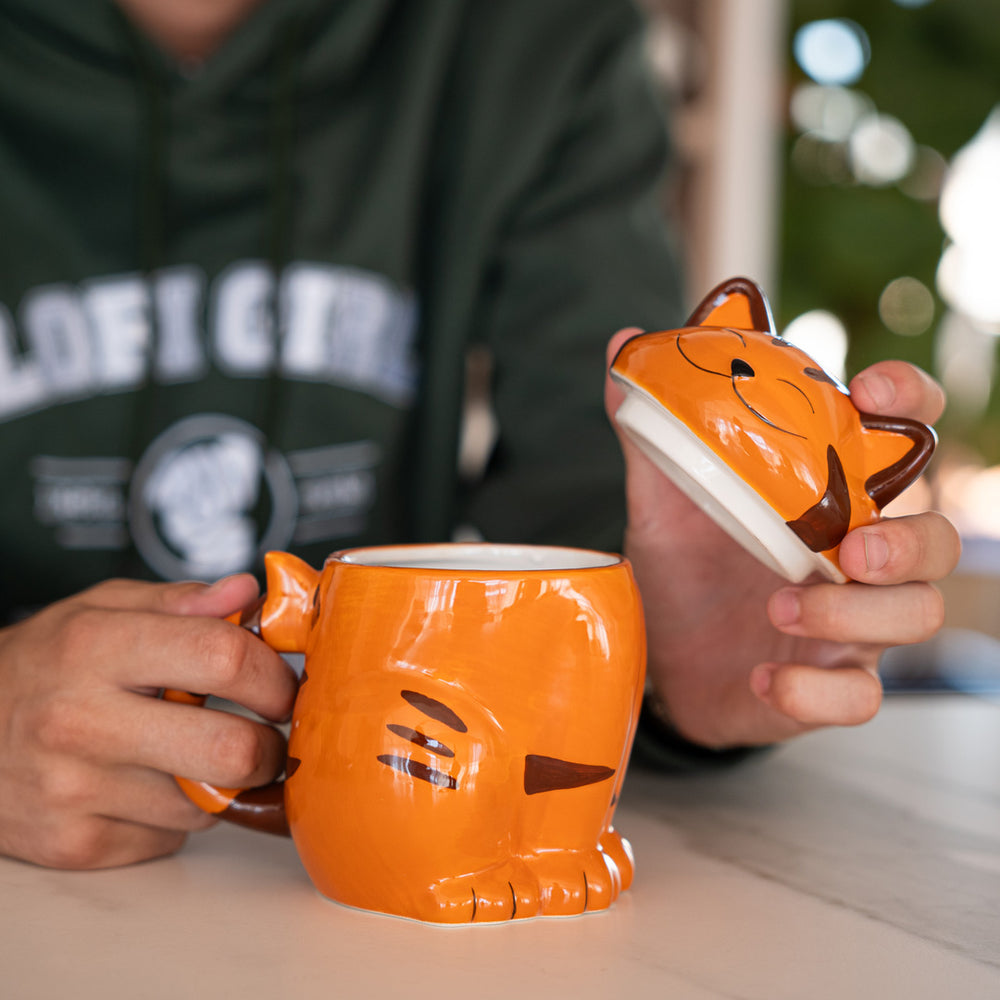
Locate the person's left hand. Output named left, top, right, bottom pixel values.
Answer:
left=605, top=329, right=962, bottom=749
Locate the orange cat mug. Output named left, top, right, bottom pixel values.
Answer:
left=164, top=543, right=646, bottom=924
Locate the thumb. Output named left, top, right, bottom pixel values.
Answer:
left=164, top=573, right=262, bottom=618
left=604, top=327, right=679, bottom=533
left=76, top=573, right=262, bottom=618
left=603, top=327, right=643, bottom=421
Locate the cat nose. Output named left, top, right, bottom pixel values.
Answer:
left=731, top=359, right=755, bottom=378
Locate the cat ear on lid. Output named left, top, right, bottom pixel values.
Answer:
left=686, top=276, right=775, bottom=334
left=858, top=413, right=938, bottom=510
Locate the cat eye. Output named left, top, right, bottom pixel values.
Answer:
left=778, top=378, right=815, bottom=413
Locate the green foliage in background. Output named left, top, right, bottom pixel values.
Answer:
left=779, top=0, right=999, bottom=454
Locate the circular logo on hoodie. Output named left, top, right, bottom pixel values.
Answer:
left=129, top=414, right=297, bottom=581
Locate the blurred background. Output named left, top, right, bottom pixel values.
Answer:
left=640, top=0, right=1000, bottom=692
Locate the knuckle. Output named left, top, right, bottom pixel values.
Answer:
left=36, top=760, right=96, bottom=811
left=916, top=583, right=946, bottom=637
left=772, top=673, right=813, bottom=723
left=889, top=511, right=959, bottom=580
left=904, top=518, right=932, bottom=571
left=37, top=819, right=109, bottom=870
left=210, top=720, right=264, bottom=785
left=200, top=623, right=251, bottom=691
left=806, top=586, right=855, bottom=637
left=923, top=510, right=962, bottom=572
left=148, top=830, right=190, bottom=859
left=854, top=676, right=883, bottom=725
left=33, top=696, right=92, bottom=756
left=54, top=605, right=108, bottom=660
left=884, top=359, right=943, bottom=420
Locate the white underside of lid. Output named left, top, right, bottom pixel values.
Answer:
left=613, top=386, right=846, bottom=583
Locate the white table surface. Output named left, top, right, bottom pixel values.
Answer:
left=3, top=694, right=999, bottom=1000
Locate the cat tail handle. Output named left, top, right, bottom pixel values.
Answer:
left=858, top=413, right=938, bottom=510
left=161, top=552, right=320, bottom=837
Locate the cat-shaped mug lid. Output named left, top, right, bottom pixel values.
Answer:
left=609, top=276, right=937, bottom=582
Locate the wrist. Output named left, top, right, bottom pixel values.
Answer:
left=631, top=683, right=768, bottom=772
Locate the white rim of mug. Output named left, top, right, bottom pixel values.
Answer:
left=327, top=542, right=623, bottom=572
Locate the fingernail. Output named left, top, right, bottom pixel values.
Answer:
left=863, top=531, right=889, bottom=573
left=204, top=573, right=239, bottom=594
left=770, top=588, right=801, bottom=627
left=856, top=372, right=895, bottom=411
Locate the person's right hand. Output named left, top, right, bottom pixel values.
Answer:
left=605, top=331, right=959, bottom=749
left=0, top=575, right=298, bottom=869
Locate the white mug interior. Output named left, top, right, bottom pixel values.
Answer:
left=331, top=543, right=621, bottom=572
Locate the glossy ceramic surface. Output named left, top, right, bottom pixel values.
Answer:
left=165, top=544, right=646, bottom=924
left=610, top=277, right=936, bottom=582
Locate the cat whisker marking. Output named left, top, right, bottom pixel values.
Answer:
left=385, top=723, right=455, bottom=757
left=399, top=689, right=468, bottom=733
left=523, top=754, right=615, bottom=795
left=376, top=754, right=458, bottom=789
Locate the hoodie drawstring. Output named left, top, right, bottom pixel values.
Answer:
left=113, top=9, right=301, bottom=579
left=260, top=16, right=301, bottom=446
left=115, top=8, right=169, bottom=578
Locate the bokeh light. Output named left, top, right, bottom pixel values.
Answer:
left=937, top=107, right=1000, bottom=327
left=898, top=145, right=948, bottom=201
left=793, top=19, right=870, bottom=87
left=878, top=277, right=935, bottom=337
left=939, top=463, right=1000, bottom=539
left=782, top=310, right=849, bottom=380
left=789, top=84, right=872, bottom=141
left=934, top=310, right=995, bottom=419
left=937, top=244, right=1000, bottom=330
left=848, top=112, right=916, bottom=186
left=939, top=107, right=1000, bottom=246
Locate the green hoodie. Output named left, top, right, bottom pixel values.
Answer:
left=0, top=0, right=683, bottom=612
